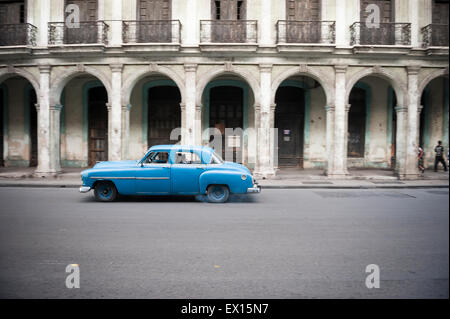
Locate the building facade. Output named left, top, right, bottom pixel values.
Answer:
left=0, top=0, right=448, bottom=179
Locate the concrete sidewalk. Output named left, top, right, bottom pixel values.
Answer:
left=0, top=167, right=448, bottom=189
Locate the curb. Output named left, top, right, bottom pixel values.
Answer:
left=0, top=183, right=448, bottom=190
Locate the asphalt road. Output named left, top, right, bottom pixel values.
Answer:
left=0, top=187, right=448, bottom=299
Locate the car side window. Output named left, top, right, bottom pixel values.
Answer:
left=144, top=152, right=169, bottom=164
left=174, top=151, right=202, bottom=165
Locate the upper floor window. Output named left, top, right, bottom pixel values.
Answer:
left=287, top=0, right=321, bottom=21
left=65, top=0, right=98, bottom=22
left=360, top=0, right=394, bottom=23
left=0, top=0, right=25, bottom=24
left=138, top=0, right=171, bottom=21
left=212, top=0, right=246, bottom=20
left=432, top=0, right=449, bottom=25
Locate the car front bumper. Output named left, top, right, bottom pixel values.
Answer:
left=79, top=186, right=91, bottom=193
left=247, top=184, right=261, bottom=193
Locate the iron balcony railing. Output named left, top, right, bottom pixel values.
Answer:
left=421, top=24, right=449, bottom=47
left=350, top=22, right=411, bottom=46
left=200, top=20, right=257, bottom=44
left=48, top=21, right=109, bottom=45
left=276, top=20, right=335, bottom=44
left=0, top=23, right=37, bottom=46
left=122, top=20, right=181, bottom=44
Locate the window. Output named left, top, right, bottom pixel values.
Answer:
left=144, top=152, right=169, bottom=164
left=174, top=151, right=202, bottom=164
left=215, top=1, right=221, bottom=19
left=210, top=152, right=224, bottom=164
left=237, top=1, right=243, bottom=20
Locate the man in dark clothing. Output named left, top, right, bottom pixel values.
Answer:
left=434, top=141, right=448, bottom=172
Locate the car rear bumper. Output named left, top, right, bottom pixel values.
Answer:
left=79, top=186, right=91, bottom=193
left=247, top=185, right=261, bottom=193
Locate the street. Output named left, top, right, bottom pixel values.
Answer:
left=0, top=187, right=448, bottom=299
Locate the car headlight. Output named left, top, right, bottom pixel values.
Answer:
left=241, top=174, right=247, bottom=181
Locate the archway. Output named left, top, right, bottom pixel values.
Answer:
left=59, top=75, right=109, bottom=168
left=419, top=75, right=449, bottom=169
left=201, top=76, right=255, bottom=165
left=274, top=76, right=328, bottom=171
left=347, top=76, right=399, bottom=171
left=0, top=76, right=38, bottom=167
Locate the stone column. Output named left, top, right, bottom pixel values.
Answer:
left=184, top=64, right=198, bottom=146
left=49, top=104, right=62, bottom=173
left=109, top=64, right=123, bottom=161
left=38, top=0, right=50, bottom=46
left=417, top=105, right=424, bottom=147
left=409, top=0, right=419, bottom=48
left=255, top=64, right=276, bottom=178
left=335, top=0, right=347, bottom=46
left=260, top=0, right=272, bottom=46
left=35, top=65, right=51, bottom=175
left=394, top=106, right=407, bottom=177
left=403, top=66, right=421, bottom=179
left=324, top=105, right=335, bottom=175
left=121, top=103, right=131, bottom=159
left=329, top=65, right=348, bottom=178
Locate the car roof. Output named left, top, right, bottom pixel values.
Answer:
left=149, top=145, right=214, bottom=153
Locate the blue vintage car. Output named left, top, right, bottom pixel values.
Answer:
left=79, top=145, right=260, bottom=203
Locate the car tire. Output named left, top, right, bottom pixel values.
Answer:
left=94, top=181, right=117, bottom=202
left=207, top=185, right=230, bottom=203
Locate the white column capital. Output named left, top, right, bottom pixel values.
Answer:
left=407, top=66, right=421, bottom=75
left=184, top=64, right=198, bottom=72
left=334, top=65, right=348, bottom=73
left=259, top=64, right=273, bottom=73
left=395, top=105, right=407, bottom=113
left=38, top=64, right=51, bottom=74
left=110, top=64, right=124, bottom=73
left=50, top=104, right=63, bottom=111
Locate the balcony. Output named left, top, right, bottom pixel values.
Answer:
left=276, top=21, right=335, bottom=44
left=350, top=22, right=411, bottom=46
left=422, top=24, right=449, bottom=47
left=122, top=20, right=181, bottom=44
left=48, top=21, right=109, bottom=46
left=200, top=20, right=257, bottom=51
left=0, top=23, right=37, bottom=46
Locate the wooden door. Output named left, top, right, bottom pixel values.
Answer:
left=432, top=0, right=449, bottom=46
left=275, top=87, right=305, bottom=168
left=0, top=88, right=3, bottom=167
left=29, top=89, right=38, bottom=167
left=348, top=88, right=366, bottom=158
left=360, top=0, right=395, bottom=44
left=209, top=86, right=243, bottom=162
left=211, top=0, right=247, bottom=43
left=148, top=86, right=181, bottom=147
left=65, top=0, right=98, bottom=44
left=88, top=87, right=108, bottom=166
left=138, top=0, right=171, bottom=42
left=286, top=0, right=321, bottom=43
left=391, top=93, right=397, bottom=169
left=0, top=1, right=26, bottom=45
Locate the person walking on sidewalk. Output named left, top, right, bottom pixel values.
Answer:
left=434, top=141, right=448, bottom=172
left=418, top=147, right=425, bottom=174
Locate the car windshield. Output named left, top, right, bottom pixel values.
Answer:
left=210, top=151, right=224, bottom=164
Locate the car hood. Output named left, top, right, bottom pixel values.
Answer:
left=92, top=160, right=139, bottom=169
left=221, top=161, right=252, bottom=175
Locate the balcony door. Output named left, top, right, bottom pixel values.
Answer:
left=348, top=88, right=367, bottom=158
left=360, top=0, right=395, bottom=45
left=64, top=0, right=98, bottom=44
left=138, top=0, right=171, bottom=42
left=286, top=0, right=321, bottom=43
left=0, top=1, right=26, bottom=45
left=432, top=0, right=449, bottom=46
left=211, top=0, right=247, bottom=43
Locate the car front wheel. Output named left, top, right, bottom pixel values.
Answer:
left=207, top=185, right=230, bottom=203
left=94, top=181, right=117, bottom=202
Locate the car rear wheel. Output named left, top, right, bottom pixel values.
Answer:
left=207, top=185, right=230, bottom=203
left=94, top=181, right=117, bottom=202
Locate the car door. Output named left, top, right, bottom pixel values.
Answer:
left=170, top=150, right=205, bottom=194
left=135, top=151, right=171, bottom=194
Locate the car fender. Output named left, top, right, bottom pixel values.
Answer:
left=82, top=168, right=136, bottom=195
left=199, top=170, right=252, bottom=194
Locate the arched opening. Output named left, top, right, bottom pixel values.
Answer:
left=274, top=76, right=327, bottom=171
left=419, top=75, right=449, bottom=169
left=275, top=86, right=305, bottom=167
left=147, top=85, right=181, bottom=147
left=128, top=76, right=182, bottom=157
left=201, top=76, right=255, bottom=165
left=347, top=76, right=399, bottom=171
left=87, top=86, right=108, bottom=166
left=0, top=76, right=38, bottom=168
left=59, top=75, right=109, bottom=168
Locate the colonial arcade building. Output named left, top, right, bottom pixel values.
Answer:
left=0, top=0, right=448, bottom=179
